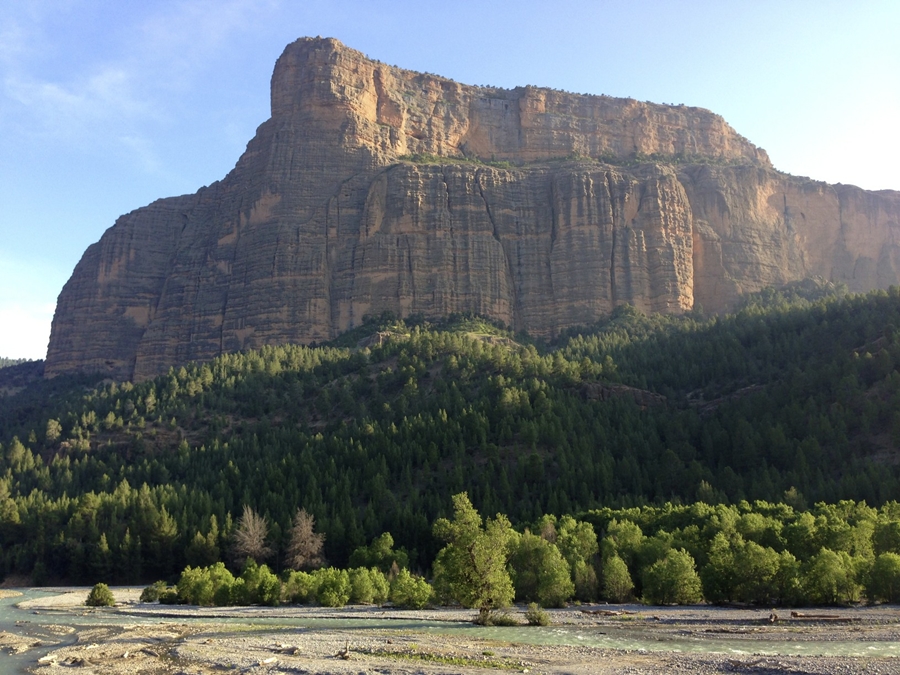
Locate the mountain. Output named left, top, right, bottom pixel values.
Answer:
left=6, top=288, right=900, bottom=582
left=45, top=37, right=900, bottom=381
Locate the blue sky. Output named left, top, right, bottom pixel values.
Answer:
left=1, top=0, right=898, bottom=360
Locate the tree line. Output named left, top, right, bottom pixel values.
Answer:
left=135, top=493, right=900, bottom=616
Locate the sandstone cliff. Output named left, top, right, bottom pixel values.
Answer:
left=46, top=37, right=900, bottom=380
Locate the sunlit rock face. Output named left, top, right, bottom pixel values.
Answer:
left=46, top=37, right=900, bottom=380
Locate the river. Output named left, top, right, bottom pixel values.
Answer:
left=2, top=589, right=899, bottom=673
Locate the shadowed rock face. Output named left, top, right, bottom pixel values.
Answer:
left=46, top=37, right=900, bottom=380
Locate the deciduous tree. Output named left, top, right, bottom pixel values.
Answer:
left=432, top=492, right=515, bottom=623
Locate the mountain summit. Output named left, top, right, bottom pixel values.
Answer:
left=46, top=37, right=900, bottom=380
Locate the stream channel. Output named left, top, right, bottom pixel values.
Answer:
left=3, top=589, right=900, bottom=673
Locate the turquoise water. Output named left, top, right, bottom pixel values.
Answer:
left=2, top=591, right=899, bottom=674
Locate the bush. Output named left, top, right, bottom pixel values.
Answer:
left=349, top=567, right=389, bottom=604
left=348, top=532, right=409, bottom=573
left=238, top=560, right=281, bottom=606
left=389, top=569, right=433, bottom=609
left=283, top=570, right=318, bottom=604
left=525, top=602, right=551, bottom=626
left=177, top=563, right=237, bottom=606
left=477, top=610, right=520, bottom=626
left=85, top=583, right=115, bottom=607
left=370, top=567, right=390, bottom=604
left=140, top=581, right=168, bottom=603
left=348, top=567, right=376, bottom=604
left=573, top=559, right=599, bottom=602
left=315, top=568, right=351, bottom=607
left=159, top=589, right=180, bottom=604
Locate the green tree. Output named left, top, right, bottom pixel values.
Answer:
left=601, top=553, right=634, bottom=602
left=508, top=531, right=574, bottom=607
left=556, top=516, right=599, bottom=601
left=389, top=568, right=433, bottom=608
left=348, top=532, right=409, bottom=572
left=732, top=540, right=782, bottom=604
left=348, top=567, right=374, bottom=604
left=642, top=549, right=703, bottom=605
left=867, top=552, right=900, bottom=603
left=178, top=562, right=237, bottom=606
left=803, top=548, right=861, bottom=605
left=45, top=419, right=62, bottom=444
left=432, top=492, right=515, bottom=623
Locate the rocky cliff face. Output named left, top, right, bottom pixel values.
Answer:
left=46, top=37, right=900, bottom=380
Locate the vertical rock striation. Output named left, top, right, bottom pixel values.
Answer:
left=46, top=37, right=900, bottom=380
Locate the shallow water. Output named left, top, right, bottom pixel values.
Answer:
left=2, top=590, right=900, bottom=674
left=0, top=590, right=81, bottom=674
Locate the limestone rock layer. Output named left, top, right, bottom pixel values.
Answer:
left=46, top=37, right=900, bottom=380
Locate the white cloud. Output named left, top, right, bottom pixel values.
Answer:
left=0, top=301, right=55, bottom=360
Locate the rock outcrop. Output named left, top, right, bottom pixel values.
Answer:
left=46, top=37, right=900, bottom=380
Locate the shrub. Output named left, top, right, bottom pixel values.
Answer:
left=477, top=610, right=519, bottom=626
left=525, top=602, right=551, bottom=626
left=85, top=583, right=115, bottom=607
left=140, top=581, right=168, bottom=603
left=177, top=562, right=237, bottom=606
left=283, top=570, right=318, bottom=604
left=238, top=560, right=281, bottom=606
left=349, top=567, right=389, bottom=604
left=573, top=559, right=599, bottom=602
left=159, top=589, right=180, bottom=604
left=315, top=568, right=351, bottom=607
left=389, top=569, right=433, bottom=609
left=370, top=567, right=390, bottom=604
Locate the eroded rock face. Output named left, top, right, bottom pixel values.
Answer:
left=46, top=37, right=900, bottom=380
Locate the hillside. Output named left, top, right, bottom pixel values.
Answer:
left=5, top=285, right=900, bottom=583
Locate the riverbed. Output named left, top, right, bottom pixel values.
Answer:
left=2, top=588, right=900, bottom=673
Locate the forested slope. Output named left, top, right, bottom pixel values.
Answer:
left=3, top=283, right=900, bottom=584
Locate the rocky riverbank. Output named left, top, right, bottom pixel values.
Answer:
left=4, top=589, right=899, bottom=674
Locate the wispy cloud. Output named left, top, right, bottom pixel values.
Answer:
left=134, top=0, right=280, bottom=87
left=0, top=0, right=279, bottom=169
left=5, top=66, right=150, bottom=144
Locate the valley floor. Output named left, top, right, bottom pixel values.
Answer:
left=3, top=589, right=900, bottom=674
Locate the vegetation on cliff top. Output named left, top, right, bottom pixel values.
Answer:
left=3, top=284, right=900, bottom=590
